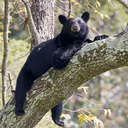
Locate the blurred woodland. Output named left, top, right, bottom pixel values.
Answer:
left=0, top=0, right=128, bottom=128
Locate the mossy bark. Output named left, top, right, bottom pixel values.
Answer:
left=0, top=27, right=128, bottom=128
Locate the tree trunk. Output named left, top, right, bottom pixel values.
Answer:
left=31, top=0, right=55, bottom=43
left=23, top=0, right=55, bottom=49
left=1, top=0, right=10, bottom=106
left=0, top=26, right=128, bottom=128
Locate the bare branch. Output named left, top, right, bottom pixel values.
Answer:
left=22, top=0, right=41, bottom=45
left=8, top=72, right=14, bottom=93
left=68, top=0, right=72, bottom=17
left=2, top=0, right=10, bottom=106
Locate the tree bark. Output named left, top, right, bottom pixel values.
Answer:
left=1, top=0, right=10, bottom=106
left=0, top=26, right=128, bottom=127
left=31, top=0, right=55, bottom=42
left=22, top=0, right=55, bottom=49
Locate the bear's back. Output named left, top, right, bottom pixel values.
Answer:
left=25, top=38, right=57, bottom=78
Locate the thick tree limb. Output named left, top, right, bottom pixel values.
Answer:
left=0, top=26, right=128, bottom=127
left=31, top=0, right=55, bottom=42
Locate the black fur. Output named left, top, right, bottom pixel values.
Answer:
left=15, top=11, right=108, bottom=127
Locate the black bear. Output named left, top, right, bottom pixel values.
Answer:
left=15, top=11, right=108, bottom=127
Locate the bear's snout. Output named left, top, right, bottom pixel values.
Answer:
left=71, top=23, right=80, bottom=33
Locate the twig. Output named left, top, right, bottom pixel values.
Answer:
left=55, top=1, right=74, bottom=17
left=68, top=0, right=72, bottom=17
left=8, top=72, right=14, bottom=93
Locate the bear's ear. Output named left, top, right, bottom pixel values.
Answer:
left=81, top=11, right=90, bottom=23
left=58, top=15, right=67, bottom=24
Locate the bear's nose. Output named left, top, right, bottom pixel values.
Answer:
left=71, top=23, right=80, bottom=32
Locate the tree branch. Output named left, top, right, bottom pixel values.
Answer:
left=0, top=26, right=128, bottom=127
left=2, top=0, right=10, bottom=106
left=68, top=0, right=72, bottom=17
left=22, top=0, right=41, bottom=45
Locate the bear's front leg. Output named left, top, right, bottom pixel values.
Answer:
left=52, top=45, right=81, bottom=69
left=52, top=47, right=71, bottom=69
left=93, top=35, right=109, bottom=41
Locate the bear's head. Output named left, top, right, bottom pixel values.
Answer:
left=58, top=12, right=90, bottom=41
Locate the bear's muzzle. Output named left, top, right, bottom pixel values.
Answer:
left=71, top=23, right=80, bottom=33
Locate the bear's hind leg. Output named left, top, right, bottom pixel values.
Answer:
left=15, top=68, right=34, bottom=115
left=51, top=102, right=64, bottom=127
